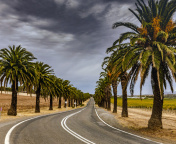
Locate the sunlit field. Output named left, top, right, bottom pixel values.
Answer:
left=111, top=97, right=176, bottom=110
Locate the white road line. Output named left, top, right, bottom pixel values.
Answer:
left=95, top=108, right=162, bottom=144
left=4, top=108, right=81, bottom=144
left=61, top=108, right=96, bottom=144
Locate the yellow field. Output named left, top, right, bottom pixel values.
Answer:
left=111, top=97, right=176, bottom=110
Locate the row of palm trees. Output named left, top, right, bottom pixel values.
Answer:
left=94, top=0, right=176, bottom=129
left=0, top=45, right=90, bottom=116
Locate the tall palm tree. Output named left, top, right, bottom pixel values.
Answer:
left=48, top=75, right=57, bottom=110
left=98, top=74, right=112, bottom=111
left=77, top=90, right=84, bottom=105
left=40, top=85, right=54, bottom=110
left=55, top=78, right=64, bottom=108
left=62, top=80, right=71, bottom=108
left=0, top=45, right=35, bottom=116
left=95, top=78, right=107, bottom=107
left=102, top=56, right=121, bottom=113
left=34, top=62, right=53, bottom=113
left=69, top=87, right=78, bottom=107
left=105, top=44, right=132, bottom=117
left=113, top=0, right=176, bottom=129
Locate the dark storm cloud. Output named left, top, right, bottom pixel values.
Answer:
left=0, top=0, right=158, bottom=94
left=1, top=0, right=98, bottom=34
left=1, top=0, right=137, bottom=34
left=0, top=0, right=139, bottom=55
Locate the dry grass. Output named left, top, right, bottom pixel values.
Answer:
left=109, top=104, right=176, bottom=143
left=0, top=94, right=88, bottom=122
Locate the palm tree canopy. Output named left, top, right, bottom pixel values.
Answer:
left=34, top=61, right=54, bottom=91
left=55, top=78, right=64, bottom=96
left=62, top=80, right=71, bottom=99
left=41, top=75, right=58, bottom=97
left=112, top=0, right=176, bottom=98
left=0, top=45, right=36, bottom=89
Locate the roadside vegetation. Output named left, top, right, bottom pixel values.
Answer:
left=111, top=97, right=176, bottom=110
left=94, top=0, right=176, bottom=130
left=0, top=45, right=91, bottom=116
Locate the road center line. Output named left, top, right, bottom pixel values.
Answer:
left=61, top=108, right=96, bottom=144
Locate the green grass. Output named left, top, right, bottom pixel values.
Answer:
left=111, top=97, right=176, bottom=110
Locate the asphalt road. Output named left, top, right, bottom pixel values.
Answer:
left=0, top=98, right=160, bottom=144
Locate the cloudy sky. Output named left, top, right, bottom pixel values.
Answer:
left=0, top=0, right=176, bottom=95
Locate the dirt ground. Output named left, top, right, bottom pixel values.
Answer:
left=109, top=104, right=176, bottom=143
left=0, top=94, right=86, bottom=122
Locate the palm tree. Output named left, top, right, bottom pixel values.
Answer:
left=34, top=62, right=53, bottom=113
left=112, top=0, right=176, bottom=129
left=94, top=79, right=106, bottom=107
left=0, top=45, right=35, bottom=116
left=95, top=76, right=111, bottom=110
left=105, top=44, right=132, bottom=117
left=55, top=78, right=64, bottom=108
left=77, top=90, right=84, bottom=105
left=98, top=74, right=112, bottom=111
left=102, top=56, right=121, bottom=113
left=62, top=80, right=71, bottom=108
left=70, top=87, right=78, bottom=107
left=40, top=85, right=54, bottom=110
left=48, top=75, right=57, bottom=110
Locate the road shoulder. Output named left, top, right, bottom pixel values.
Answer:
left=95, top=106, right=175, bottom=144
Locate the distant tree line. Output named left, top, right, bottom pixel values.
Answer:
left=0, top=45, right=91, bottom=115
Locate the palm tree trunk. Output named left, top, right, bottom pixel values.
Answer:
left=105, top=99, right=107, bottom=109
left=76, top=99, right=78, bottom=106
left=112, top=80, right=118, bottom=113
left=58, top=95, right=61, bottom=108
left=64, top=98, right=67, bottom=108
left=121, top=73, right=128, bottom=117
left=71, top=99, right=73, bottom=107
left=104, top=88, right=108, bottom=109
left=68, top=98, right=71, bottom=107
left=74, top=99, right=76, bottom=107
left=148, top=68, right=163, bottom=129
left=35, top=84, right=40, bottom=113
left=107, top=86, right=111, bottom=111
left=8, top=79, right=18, bottom=116
left=102, top=100, right=104, bottom=107
left=49, top=94, right=53, bottom=110
left=103, top=100, right=106, bottom=108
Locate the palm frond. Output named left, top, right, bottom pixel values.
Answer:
left=112, top=22, right=139, bottom=33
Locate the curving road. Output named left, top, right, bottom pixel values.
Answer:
left=1, top=98, right=160, bottom=144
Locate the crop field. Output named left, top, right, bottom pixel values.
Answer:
left=111, top=97, right=176, bottom=110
